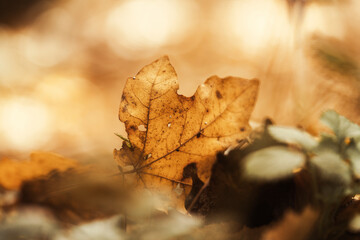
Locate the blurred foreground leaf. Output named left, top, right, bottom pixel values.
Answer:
left=349, top=214, right=360, bottom=233
left=320, top=110, right=360, bottom=140
left=243, top=146, right=305, bottom=181
left=0, top=152, right=77, bottom=190
left=268, top=125, right=318, bottom=150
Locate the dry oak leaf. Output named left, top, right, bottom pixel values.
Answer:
left=0, top=151, right=77, bottom=190
left=114, top=56, right=259, bottom=196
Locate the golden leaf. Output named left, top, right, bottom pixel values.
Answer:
left=114, top=56, right=258, bottom=199
left=0, top=151, right=77, bottom=190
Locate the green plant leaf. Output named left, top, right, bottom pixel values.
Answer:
left=313, top=133, right=340, bottom=158
left=320, top=110, right=360, bottom=141
left=114, top=133, right=132, bottom=148
left=268, top=125, right=317, bottom=151
left=346, top=146, right=360, bottom=177
left=243, top=146, right=305, bottom=181
left=311, top=151, right=351, bottom=185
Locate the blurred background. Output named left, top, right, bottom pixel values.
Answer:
left=0, top=0, right=359, bottom=163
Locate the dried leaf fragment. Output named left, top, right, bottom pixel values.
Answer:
left=20, top=169, right=129, bottom=225
left=0, top=151, right=77, bottom=190
left=115, top=56, right=259, bottom=197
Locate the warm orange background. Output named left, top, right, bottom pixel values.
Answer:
left=1, top=0, right=359, bottom=162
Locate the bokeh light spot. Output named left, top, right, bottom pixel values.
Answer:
left=20, top=8, right=76, bottom=67
left=105, top=0, right=196, bottom=59
left=0, top=97, right=52, bottom=151
left=218, top=0, right=290, bottom=57
left=35, top=75, right=86, bottom=102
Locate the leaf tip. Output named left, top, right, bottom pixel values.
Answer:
left=250, top=78, right=260, bottom=86
left=158, top=55, right=170, bottom=62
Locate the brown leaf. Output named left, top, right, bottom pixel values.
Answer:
left=20, top=169, right=129, bottom=225
left=0, top=151, right=77, bottom=190
left=114, top=56, right=258, bottom=200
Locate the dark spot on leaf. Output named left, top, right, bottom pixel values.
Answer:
left=240, top=127, right=245, bottom=132
left=176, top=148, right=180, bottom=152
left=196, top=132, right=201, bottom=138
left=206, top=109, right=209, bottom=113
left=130, top=125, right=137, bottom=131
left=122, top=105, right=127, bottom=112
left=121, top=95, right=125, bottom=100
left=216, top=90, right=222, bottom=99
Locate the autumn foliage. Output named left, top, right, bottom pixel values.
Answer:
left=2, top=57, right=360, bottom=240
left=114, top=56, right=258, bottom=205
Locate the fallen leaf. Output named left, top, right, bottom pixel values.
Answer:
left=114, top=56, right=258, bottom=201
left=20, top=169, right=129, bottom=225
left=0, top=151, right=77, bottom=190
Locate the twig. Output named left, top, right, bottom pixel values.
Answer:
left=187, top=179, right=210, bottom=214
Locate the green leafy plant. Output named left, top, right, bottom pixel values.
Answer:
left=243, top=110, right=360, bottom=239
